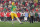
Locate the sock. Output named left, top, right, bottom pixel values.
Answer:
left=16, top=17, right=22, bottom=23
left=12, top=19, right=13, bottom=24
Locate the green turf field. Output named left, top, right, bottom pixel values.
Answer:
left=0, top=21, right=40, bottom=27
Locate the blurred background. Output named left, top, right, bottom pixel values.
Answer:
left=0, top=0, right=40, bottom=22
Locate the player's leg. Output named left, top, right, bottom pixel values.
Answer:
left=11, top=13, right=14, bottom=24
left=14, top=13, right=22, bottom=23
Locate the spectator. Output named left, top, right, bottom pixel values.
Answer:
left=21, top=12, right=25, bottom=21
left=22, top=0, right=25, bottom=6
left=1, top=11, right=4, bottom=21
left=35, top=12, right=38, bottom=22
left=38, top=12, right=40, bottom=22
left=9, top=0, right=12, bottom=4
left=24, top=11, right=28, bottom=22
left=34, top=2, right=38, bottom=7
left=28, top=11, right=31, bottom=23
left=3, top=7, right=6, bottom=12
left=15, top=2, right=18, bottom=6
left=0, top=11, right=1, bottom=21
left=6, top=11, right=11, bottom=21
left=30, top=11, right=34, bottom=23
left=36, top=8, right=38, bottom=12
left=17, top=12, right=21, bottom=19
left=4, top=12, right=7, bottom=21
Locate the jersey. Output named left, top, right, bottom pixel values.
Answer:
left=11, top=5, right=16, bottom=12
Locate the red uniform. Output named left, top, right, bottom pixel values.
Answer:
left=36, top=9, right=38, bottom=12
left=26, top=9, right=28, bottom=11
left=1, top=12, right=4, bottom=17
left=0, top=9, right=1, bottom=11
left=4, top=1, right=6, bottom=3
left=0, top=12, right=1, bottom=17
left=25, top=2, right=27, bottom=6
left=34, top=3, right=38, bottom=7
left=6, top=12, right=10, bottom=17
left=32, top=9, right=34, bottom=11
left=17, top=13, right=21, bottom=18
left=15, top=2, right=18, bottom=5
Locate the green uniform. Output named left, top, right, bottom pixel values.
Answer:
left=11, top=5, right=16, bottom=12
left=4, top=8, right=6, bottom=11
left=35, top=13, right=38, bottom=17
left=11, top=5, right=18, bottom=19
left=32, top=5, right=34, bottom=7
left=22, top=2, right=25, bottom=5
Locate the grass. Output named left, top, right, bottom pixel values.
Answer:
left=0, top=21, right=40, bottom=27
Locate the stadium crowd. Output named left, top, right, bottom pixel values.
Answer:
left=0, top=0, right=40, bottom=23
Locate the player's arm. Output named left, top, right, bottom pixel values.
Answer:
left=11, top=5, right=14, bottom=11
